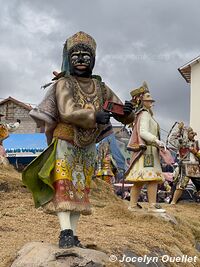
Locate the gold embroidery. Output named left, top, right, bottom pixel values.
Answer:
left=0, top=124, right=9, bottom=140
left=53, top=159, right=73, bottom=182
left=84, top=164, right=95, bottom=187
left=67, top=31, right=96, bottom=55
left=68, top=76, right=104, bottom=147
left=53, top=123, right=74, bottom=141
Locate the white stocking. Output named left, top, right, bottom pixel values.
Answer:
left=57, top=211, right=71, bottom=231
left=70, top=212, right=80, bottom=235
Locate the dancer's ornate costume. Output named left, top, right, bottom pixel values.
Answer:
left=22, top=31, right=134, bottom=248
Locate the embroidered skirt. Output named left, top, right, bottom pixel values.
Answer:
left=125, top=146, right=164, bottom=183
left=48, top=139, right=96, bottom=215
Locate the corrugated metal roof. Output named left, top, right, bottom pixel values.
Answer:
left=4, top=133, right=47, bottom=151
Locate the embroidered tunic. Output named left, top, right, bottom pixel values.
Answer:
left=23, top=75, right=134, bottom=215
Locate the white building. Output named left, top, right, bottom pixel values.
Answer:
left=178, top=55, right=200, bottom=137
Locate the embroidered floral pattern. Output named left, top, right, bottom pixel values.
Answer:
left=52, top=141, right=96, bottom=212
left=127, top=169, right=163, bottom=182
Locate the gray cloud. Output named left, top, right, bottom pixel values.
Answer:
left=0, top=0, right=199, bottom=138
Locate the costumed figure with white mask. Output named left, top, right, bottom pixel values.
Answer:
left=168, top=122, right=200, bottom=204
left=125, top=82, right=166, bottom=213
left=22, top=31, right=135, bottom=248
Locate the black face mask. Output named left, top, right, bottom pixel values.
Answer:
left=68, top=44, right=95, bottom=77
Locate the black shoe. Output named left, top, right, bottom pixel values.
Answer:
left=59, top=229, right=74, bottom=248
left=74, top=235, right=84, bottom=248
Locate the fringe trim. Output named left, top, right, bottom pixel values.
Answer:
left=42, top=200, right=92, bottom=215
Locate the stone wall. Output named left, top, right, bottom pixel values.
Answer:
left=0, top=101, right=41, bottom=133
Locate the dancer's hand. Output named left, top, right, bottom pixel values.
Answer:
left=155, top=139, right=166, bottom=150
left=123, top=101, right=133, bottom=116
left=96, top=111, right=110, bottom=124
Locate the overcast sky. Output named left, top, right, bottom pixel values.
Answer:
left=0, top=0, right=199, bottom=140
